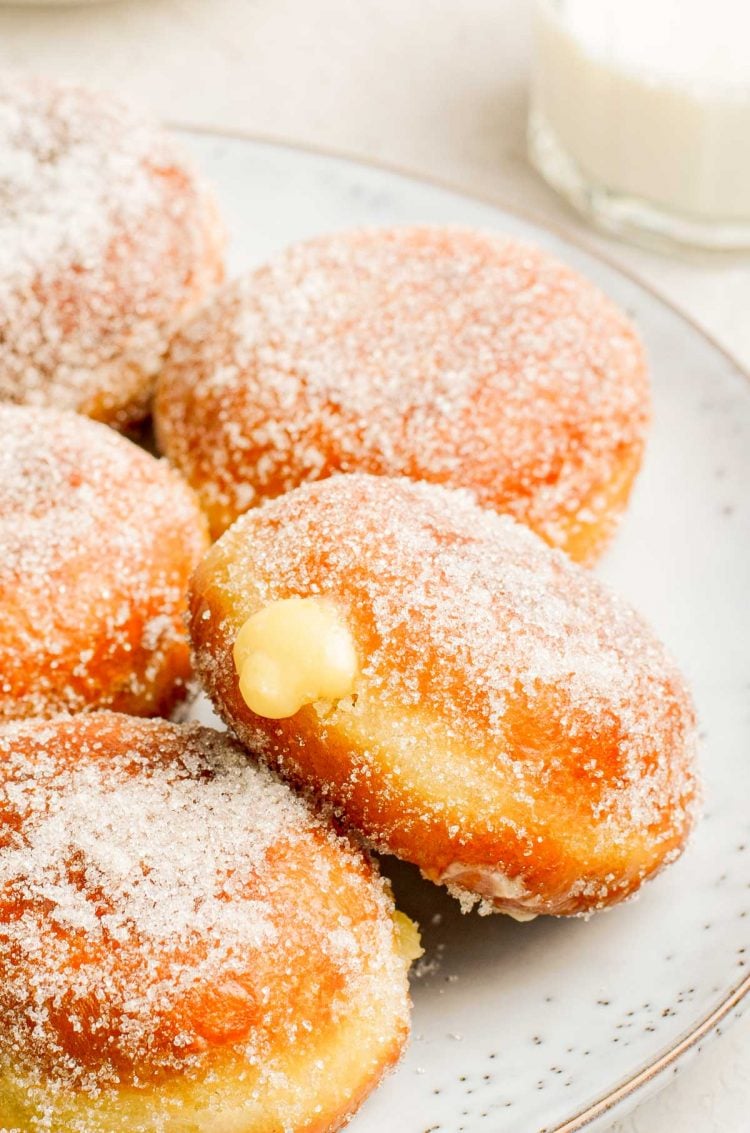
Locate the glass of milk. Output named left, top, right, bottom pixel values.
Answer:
left=529, top=0, right=750, bottom=251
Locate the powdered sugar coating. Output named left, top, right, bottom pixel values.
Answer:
left=0, top=406, right=209, bottom=719
left=157, top=226, right=649, bottom=558
left=191, top=474, right=698, bottom=917
left=0, top=75, right=224, bottom=426
left=0, top=713, right=407, bottom=1113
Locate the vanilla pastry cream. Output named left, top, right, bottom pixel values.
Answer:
left=234, top=597, right=358, bottom=719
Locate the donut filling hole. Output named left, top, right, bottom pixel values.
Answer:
left=234, top=597, right=359, bottom=719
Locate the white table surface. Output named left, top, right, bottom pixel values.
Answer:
left=0, top=2, right=748, bottom=1130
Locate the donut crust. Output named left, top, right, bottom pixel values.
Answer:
left=0, top=76, right=224, bottom=427
left=0, top=713, right=411, bottom=1131
left=190, top=474, right=698, bottom=918
left=0, top=407, right=210, bottom=720
left=156, top=227, right=649, bottom=560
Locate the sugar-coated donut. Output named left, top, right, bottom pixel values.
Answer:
left=0, top=406, right=210, bottom=720
left=0, top=75, right=224, bottom=427
left=0, top=713, right=413, bottom=1132
left=190, top=474, right=698, bottom=919
left=155, top=226, right=649, bottom=561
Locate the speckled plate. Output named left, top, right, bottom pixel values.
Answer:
left=178, top=129, right=750, bottom=1133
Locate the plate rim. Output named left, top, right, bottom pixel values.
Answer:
left=169, top=121, right=750, bottom=1132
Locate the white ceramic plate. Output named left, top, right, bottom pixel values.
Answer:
left=177, top=129, right=750, bottom=1133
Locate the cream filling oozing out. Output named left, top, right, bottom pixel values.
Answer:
left=233, top=596, right=359, bottom=719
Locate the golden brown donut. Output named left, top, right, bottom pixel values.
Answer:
left=0, top=75, right=224, bottom=427
left=0, top=713, right=414, bottom=1131
left=155, top=226, right=649, bottom=561
left=190, top=473, right=698, bottom=918
left=0, top=406, right=209, bottom=720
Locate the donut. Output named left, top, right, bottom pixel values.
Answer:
left=155, top=226, right=649, bottom=561
left=0, top=713, right=414, bottom=1132
left=190, top=473, right=698, bottom=919
left=0, top=75, right=224, bottom=427
left=0, top=406, right=210, bottom=720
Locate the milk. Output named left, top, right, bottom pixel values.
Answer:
left=530, top=0, right=750, bottom=243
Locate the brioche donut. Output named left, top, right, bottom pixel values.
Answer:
left=155, top=226, right=649, bottom=560
left=0, top=406, right=209, bottom=720
left=0, top=75, right=224, bottom=427
left=0, top=713, right=413, bottom=1132
left=190, top=474, right=698, bottom=919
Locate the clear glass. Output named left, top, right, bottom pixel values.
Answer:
left=528, top=0, right=750, bottom=252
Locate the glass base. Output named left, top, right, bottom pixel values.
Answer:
left=528, top=109, right=750, bottom=255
